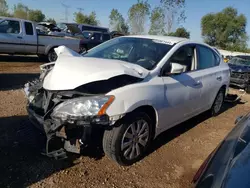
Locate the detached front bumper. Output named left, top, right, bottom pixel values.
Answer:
left=24, top=81, right=121, bottom=160
left=27, top=102, right=114, bottom=160
left=27, top=107, right=45, bottom=132
left=27, top=105, right=83, bottom=159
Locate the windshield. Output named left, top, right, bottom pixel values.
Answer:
left=83, top=37, right=173, bottom=70
left=229, top=57, right=250, bottom=66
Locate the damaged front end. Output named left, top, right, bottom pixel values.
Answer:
left=230, top=71, right=250, bottom=89
left=25, top=85, right=114, bottom=159
left=24, top=46, right=147, bottom=159
left=24, top=74, right=141, bottom=160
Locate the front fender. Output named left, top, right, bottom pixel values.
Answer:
left=105, top=78, right=164, bottom=127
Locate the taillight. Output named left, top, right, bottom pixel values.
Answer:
left=192, top=150, right=215, bottom=183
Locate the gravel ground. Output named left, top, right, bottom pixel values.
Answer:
left=0, top=56, right=250, bottom=188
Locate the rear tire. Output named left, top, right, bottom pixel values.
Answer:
left=103, top=112, right=153, bottom=166
left=210, top=88, right=225, bottom=116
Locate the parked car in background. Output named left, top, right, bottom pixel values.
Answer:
left=81, top=31, right=111, bottom=51
left=24, top=35, right=230, bottom=166
left=110, top=31, right=125, bottom=38
left=78, top=23, right=109, bottom=33
left=57, top=22, right=109, bottom=34
left=228, top=55, right=250, bottom=93
left=56, top=23, right=112, bottom=51
left=56, top=22, right=86, bottom=39
left=224, top=55, right=232, bottom=63
left=192, top=112, right=250, bottom=188
left=37, top=22, right=61, bottom=32
left=0, top=17, right=82, bottom=62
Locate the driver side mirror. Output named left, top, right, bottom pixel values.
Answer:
left=170, top=63, right=185, bottom=74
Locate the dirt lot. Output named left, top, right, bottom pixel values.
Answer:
left=0, top=56, right=250, bottom=188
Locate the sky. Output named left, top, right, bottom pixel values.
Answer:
left=6, top=0, right=250, bottom=45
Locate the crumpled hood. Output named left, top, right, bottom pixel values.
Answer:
left=43, top=47, right=149, bottom=90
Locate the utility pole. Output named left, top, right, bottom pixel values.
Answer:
left=62, top=3, right=70, bottom=23
left=77, top=8, right=84, bottom=13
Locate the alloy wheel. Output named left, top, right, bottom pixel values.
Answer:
left=121, top=119, right=149, bottom=160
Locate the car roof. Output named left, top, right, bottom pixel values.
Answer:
left=0, top=16, right=34, bottom=23
left=123, top=35, right=189, bottom=45
left=60, top=22, right=108, bottom=30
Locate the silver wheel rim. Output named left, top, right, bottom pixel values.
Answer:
left=121, top=119, right=149, bottom=160
left=48, top=51, right=57, bottom=62
left=214, top=92, right=223, bottom=113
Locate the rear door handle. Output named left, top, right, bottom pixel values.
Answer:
left=17, top=36, right=22, bottom=39
left=217, top=76, right=222, bottom=81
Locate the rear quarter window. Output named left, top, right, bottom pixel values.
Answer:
left=197, top=45, right=218, bottom=69
left=214, top=51, right=221, bottom=66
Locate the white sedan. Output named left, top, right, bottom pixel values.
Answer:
left=25, top=35, right=230, bottom=165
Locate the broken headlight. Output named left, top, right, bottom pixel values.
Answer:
left=51, top=95, right=115, bottom=121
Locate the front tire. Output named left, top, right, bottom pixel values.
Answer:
left=103, top=112, right=153, bottom=166
left=47, top=48, right=57, bottom=62
left=210, top=88, right=225, bottom=116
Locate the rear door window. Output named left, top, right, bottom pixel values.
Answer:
left=197, top=45, right=217, bottom=69
left=24, top=22, right=34, bottom=35
left=0, top=20, right=20, bottom=34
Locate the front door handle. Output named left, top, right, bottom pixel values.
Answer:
left=17, top=36, right=22, bottom=39
left=217, top=76, right=222, bottom=81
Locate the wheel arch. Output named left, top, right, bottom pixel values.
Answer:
left=121, top=105, right=158, bottom=138
left=45, top=45, right=58, bottom=55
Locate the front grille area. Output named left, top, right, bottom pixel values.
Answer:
left=231, top=72, right=246, bottom=79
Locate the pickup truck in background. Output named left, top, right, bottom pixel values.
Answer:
left=0, top=17, right=82, bottom=62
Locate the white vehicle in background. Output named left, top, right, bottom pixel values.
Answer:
left=0, top=17, right=82, bottom=62
left=24, top=35, right=230, bottom=166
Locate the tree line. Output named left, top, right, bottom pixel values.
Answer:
left=0, top=0, right=249, bottom=52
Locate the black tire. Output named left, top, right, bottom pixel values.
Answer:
left=103, top=112, right=153, bottom=166
left=210, top=87, right=225, bottom=116
left=47, top=48, right=58, bottom=62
